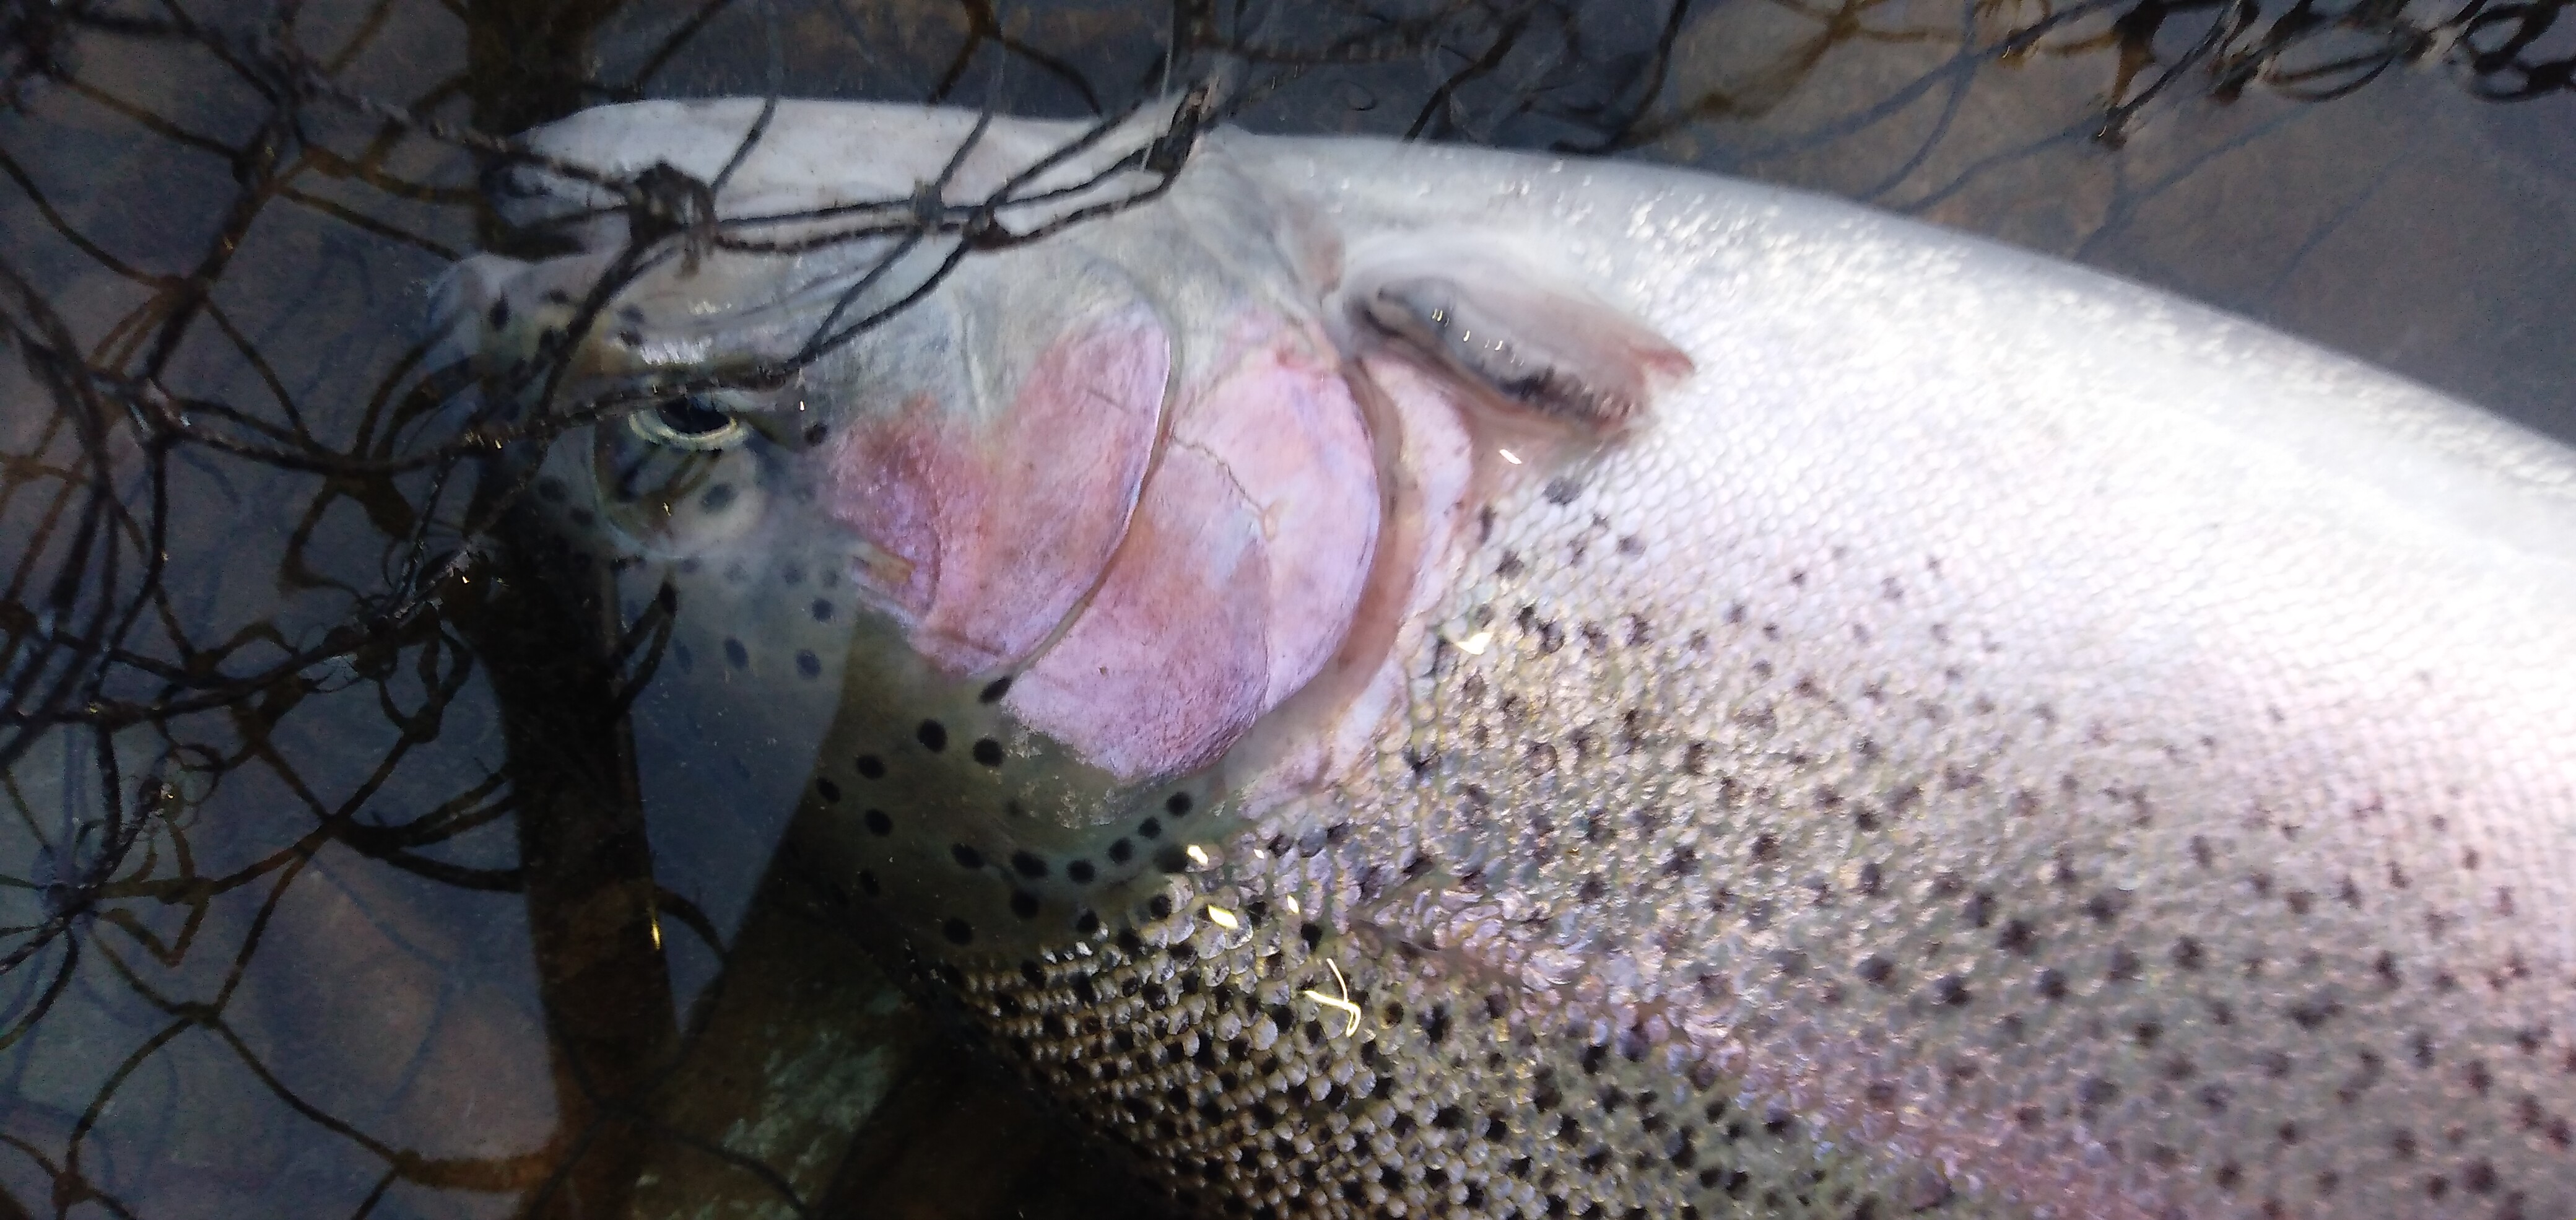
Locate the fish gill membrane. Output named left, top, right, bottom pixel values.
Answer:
left=442, top=98, right=2576, bottom=1219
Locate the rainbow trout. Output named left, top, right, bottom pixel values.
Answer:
left=450, top=98, right=2576, bottom=1218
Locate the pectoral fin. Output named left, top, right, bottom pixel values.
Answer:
left=1338, top=237, right=1694, bottom=434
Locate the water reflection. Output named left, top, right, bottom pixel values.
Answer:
left=0, top=1, right=2567, bottom=1216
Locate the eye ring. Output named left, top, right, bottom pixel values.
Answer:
left=629, top=396, right=748, bottom=450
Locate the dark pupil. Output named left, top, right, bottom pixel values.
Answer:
left=653, top=398, right=732, bottom=436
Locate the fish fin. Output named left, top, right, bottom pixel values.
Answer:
left=1339, top=239, right=1692, bottom=434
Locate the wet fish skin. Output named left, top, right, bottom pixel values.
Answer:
left=454, top=99, right=2576, bottom=1218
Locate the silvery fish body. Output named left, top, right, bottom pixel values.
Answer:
left=451, top=98, right=2576, bottom=1218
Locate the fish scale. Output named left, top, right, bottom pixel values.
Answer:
left=451, top=98, right=2576, bottom=1219
left=902, top=871, right=1917, bottom=1218
left=1339, top=406, right=2573, bottom=1218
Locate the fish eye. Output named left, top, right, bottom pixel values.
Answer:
left=629, top=395, right=747, bottom=450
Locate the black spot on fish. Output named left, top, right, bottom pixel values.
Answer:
left=701, top=484, right=737, bottom=512
left=972, top=738, right=1004, bottom=766
left=723, top=638, right=749, bottom=668
left=2107, top=946, right=2141, bottom=982
left=1109, top=839, right=1134, bottom=863
left=795, top=650, right=821, bottom=679
left=863, top=809, right=892, bottom=835
left=815, top=778, right=840, bottom=802
left=951, top=843, right=983, bottom=869
left=943, top=918, right=974, bottom=945
left=2078, top=1077, right=2118, bottom=1115
left=1011, top=851, right=1047, bottom=879
left=1139, top=817, right=1162, bottom=839
left=856, top=871, right=880, bottom=897
left=803, top=422, right=828, bottom=445
left=1010, top=891, right=1040, bottom=919
left=1074, top=910, right=1100, bottom=935
left=1166, top=792, right=1193, bottom=818
left=916, top=720, right=948, bottom=752
left=535, top=476, right=566, bottom=502
left=1068, top=860, right=1095, bottom=883
left=486, top=298, right=511, bottom=329
left=979, top=676, right=1014, bottom=704
left=810, top=598, right=833, bottom=622
left=855, top=754, right=886, bottom=778
left=1149, top=894, right=1173, bottom=920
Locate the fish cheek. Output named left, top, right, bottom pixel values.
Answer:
left=798, top=312, right=1378, bottom=947
left=1007, top=442, right=1271, bottom=780
left=820, top=303, right=1168, bottom=674
left=816, top=399, right=945, bottom=621
left=1005, top=316, right=1381, bottom=782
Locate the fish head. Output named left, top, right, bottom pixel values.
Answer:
left=450, top=99, right=1694, bottom=955
left=449, top=100, right=1433, bottom=950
